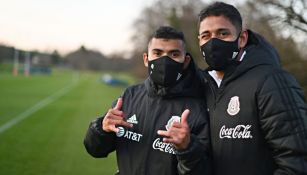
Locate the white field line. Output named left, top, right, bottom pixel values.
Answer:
left=0, top=82, right=77, bottom=134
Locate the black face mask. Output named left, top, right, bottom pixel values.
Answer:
left=200, top=36, right=240, bottom=71
left=148, top=55, right=184, bottom=87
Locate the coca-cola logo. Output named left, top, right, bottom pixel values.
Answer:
left=152, top=138, right=175, bottom=154
left=219, top=125, right=253, bottom=139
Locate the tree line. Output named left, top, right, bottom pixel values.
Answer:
left=129, top=0, right=307, bottom=96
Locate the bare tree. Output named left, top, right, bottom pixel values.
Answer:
left=242, top=0, right=307, bottom=96
left=260, top=0, right=307, bottom=58
left=265, top=0, right=306, bottom=32
left=248, top=0, right=307, bottom=40
left=129, top=0, right=307, bottom=95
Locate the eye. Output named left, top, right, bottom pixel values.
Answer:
left=200, top=33, right=210, bottom=40
left=218, top=31, right=230, bottom=39
left=170, top=51, right=180, bottom=58
left=152, top=51, right=161, bottom=57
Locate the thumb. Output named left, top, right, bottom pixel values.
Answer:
left=114, top=98, right=123, bottom=110
left=181, top=109, right=190, bottom=125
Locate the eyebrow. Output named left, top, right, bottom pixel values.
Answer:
left=151, top=49, right=163, bottom=53
left=199, top=28, right=231, bottom=35
left=217, top=28, right=231, bottom=33
left=151, top=49, right=181, bottom=53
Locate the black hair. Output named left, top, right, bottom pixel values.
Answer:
left=150, top=26, right=186, bottom=43
left=198, top=2, right=242, bottom=33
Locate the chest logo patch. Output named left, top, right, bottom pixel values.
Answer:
left=116, top=126, right=142, bottom=142
left=165, top=116, right=181, bottom=131
left=227, top=96, right=240, bottom=116
left=219, top=125, right=253, bottom=139
left=127, top=114, right=138, bottom=124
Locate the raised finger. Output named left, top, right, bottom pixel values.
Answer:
left=181, top=109, right=190, bottom=125
left=114, top=98, right=123, bottom=110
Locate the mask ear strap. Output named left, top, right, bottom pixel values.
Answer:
left=235, top=50, right=246, bottom=62
left=235, top=31, right=247, bottom=62
left=232, top=31, right=242, bottom=61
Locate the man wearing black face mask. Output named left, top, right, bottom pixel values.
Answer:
left=198, top=2, right=307, bottom=175
left=83, top=26, right=211, bottom=175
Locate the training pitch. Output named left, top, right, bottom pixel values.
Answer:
left=0, top=70, right=130, bottom=175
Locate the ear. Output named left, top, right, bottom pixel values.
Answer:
left=183, top=53, right=191, bottom=69
left=239, top=30, right=248, bottom=49
left=143, top=53, right=148, bottom=67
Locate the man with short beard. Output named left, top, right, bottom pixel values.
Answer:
left=84, top=26, right=211, bottom=175
left=198, top=2, right=307, bottom=175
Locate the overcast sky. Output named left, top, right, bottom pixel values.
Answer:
left=0, top=0, right=155, bottom=55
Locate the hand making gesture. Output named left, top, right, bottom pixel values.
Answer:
left=157, top=109, right=191, bottom=150
left=102, top=98, right=133, bottom=133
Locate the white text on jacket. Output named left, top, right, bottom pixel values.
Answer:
left=116, top=127, right=142, bottom=142
left=152, top=138, right=176, bottom=154
left=219, top=125, right=253, bottom=139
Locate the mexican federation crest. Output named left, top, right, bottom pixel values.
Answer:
left=227, top=96, right=240, bottom=116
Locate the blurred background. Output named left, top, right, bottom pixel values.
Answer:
left=0, top=0, right=306, bottom=174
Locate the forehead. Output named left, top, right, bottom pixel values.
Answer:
left=148, top=38, right=184, bottom=51
left=199, top=15, right=237, bottom=34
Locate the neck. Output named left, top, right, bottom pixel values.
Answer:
left=216, top=71, right=224, bottom=80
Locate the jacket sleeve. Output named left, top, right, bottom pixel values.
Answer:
left=83, top=116, right=116, bottom=158
left=257, top=69, right=307, bottom=174
left=176, top=108, right=212, bottom=175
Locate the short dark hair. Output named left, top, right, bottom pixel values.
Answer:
left=198, top=2, right=242, bottom=33
left=150, top=26, right=186, bottom=43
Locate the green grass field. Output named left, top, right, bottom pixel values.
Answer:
left=0, top=69, right=131, bottom=174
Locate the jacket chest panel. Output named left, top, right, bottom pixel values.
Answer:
left=208, top=84, right=259, bottom=141
left=118, top=97, right=185, bottom=155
